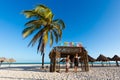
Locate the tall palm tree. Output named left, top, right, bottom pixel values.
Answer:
left=22, top=5, right=65, bottom=68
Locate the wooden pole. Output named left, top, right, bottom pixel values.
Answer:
left=116, top=61, right=119, bottom=67
left=85, top=52, right=89, bottom=71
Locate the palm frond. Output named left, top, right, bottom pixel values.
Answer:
left=23, top=10, right=45, bottom=19
left=53, top=19, right=65, bottom=29
left=35, top=5, right=53, bottom=22
left=25, top=19, right=47, bottom=27
left=22, top=10, right=36, bottom=18
left=43, top=30, right=48, bottom=46
left=50, top=31, right=53, bottom=47
left=22, top=26, right=36, bottom=38
left=51, top=23, right=62, bottom=39
left=28, top=26, right=48, bottom=46
left=52, top=29, right=59, bottom=43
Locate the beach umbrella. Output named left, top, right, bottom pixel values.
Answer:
left=6, top=58, right=16, bottom=67
left=88, top=55, right=96, bottom=67
left=0, top=57, right=6, bottom=62
left=112, top=55, right=120, bottom=67
left=0, top=57, right=6, bottom=67
left=96, top=54, right=109, bottom=66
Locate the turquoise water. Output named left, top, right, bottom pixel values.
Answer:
left=2, top=61, right=119, bottom=65
left=89, top=62, right=119, bottom=64
left=2, top=62, right=50, bottom=65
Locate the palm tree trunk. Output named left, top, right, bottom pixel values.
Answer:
left=42, top=53, right=45, bottom=68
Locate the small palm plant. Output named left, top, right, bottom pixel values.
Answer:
left=22, top=4, right=65, bottom=68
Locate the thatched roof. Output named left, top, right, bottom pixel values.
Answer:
left=79, top=55, right=95, bottom=62
left=96, top=54, right=109, bottom=61
left=49, top=46, right=87, bottom=58
left=5, top=58, right=16, bottom=63
left=112, top=55, right=120, bottom=61
left=107, top=57, right=112, bottom=61
left=88, top=55, right=96, bottom=62
left=0, top=57, right=6, bottom=62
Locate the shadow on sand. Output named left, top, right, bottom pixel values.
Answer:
left=0, top=66, right=49, bottom=72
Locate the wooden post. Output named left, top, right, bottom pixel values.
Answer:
left=81, top=57, right=84, bottom=71
left=58, top=58, right=60, bottom=72
left=53, top=57, right=56, bottom=72
left=116, top=61, right=119, bottom=67
left=50, top=59, right=52, bottom=72
left=84, top=53, right=89, bottom=71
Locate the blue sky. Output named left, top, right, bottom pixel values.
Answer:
left=0, top=0, right=120, bottom=62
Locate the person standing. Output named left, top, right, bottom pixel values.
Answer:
left=66, top=55, right=70, bottom=72
left=74, top=53, right=79, bottom=72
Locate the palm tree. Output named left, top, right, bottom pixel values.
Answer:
left=22, top=5, right=65, bottom=68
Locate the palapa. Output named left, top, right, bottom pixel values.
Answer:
left=96, top=54, right=109, bottom=66
left=112, top=55, right=120, bottom=61
left=112, top=55, right=120, bottom=66
left=0, top=57, right=6, bottom=67
left=49, top=46, right=89, bottom=72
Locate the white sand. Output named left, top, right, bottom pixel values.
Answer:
left=0, top=65, right=120, bottom=80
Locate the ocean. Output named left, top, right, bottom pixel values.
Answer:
left=1, top=61, right=119, bottom=65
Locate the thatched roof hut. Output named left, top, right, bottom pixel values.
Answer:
left=0, top=57, right=6, bottom=62
left=5, top=58, right=16, bottom=67
left=112, top=55, right=120, bottom=61
left=0, top=57, right=6, bottom=67
left=49, top=46, right=89, bottom=72
left=96, top=54, right=109, bottom=66
left=112, top=55, right=120, bottom=66
left=8, top=58, right=16, bottom=63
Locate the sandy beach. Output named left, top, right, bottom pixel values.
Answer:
left=0, top=64, right=120, bottom=80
